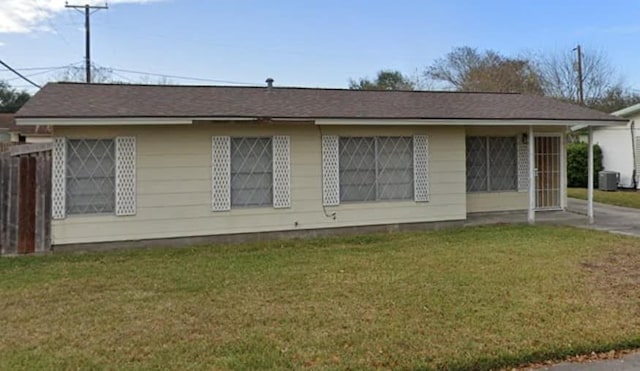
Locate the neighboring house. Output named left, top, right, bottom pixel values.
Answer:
left=15, top=82, right=625, bottom=248
left=0, top=114, right=11, bottom=143
left=588, top=104, right=640, bottom=188
left=0, top=113, right=52, bottom=144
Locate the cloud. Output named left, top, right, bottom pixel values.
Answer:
left=0, top=0, right=161, bottom=33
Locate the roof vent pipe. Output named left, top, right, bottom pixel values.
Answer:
left=266, top=78, right=274, bottom=90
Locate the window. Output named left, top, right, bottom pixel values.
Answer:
left=339, top=137, right=413, bottom=202
left=66, top=139, right=116, bottom=214
left=466, top=136, right=517, bottom=192
left=230, top=137, right=273, bottom=207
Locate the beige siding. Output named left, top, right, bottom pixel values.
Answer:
left=465, top=126, right=567, bottom=213
left=52, top=123, right=466, bottom=244
left=467, top=192, right=528, bottom=213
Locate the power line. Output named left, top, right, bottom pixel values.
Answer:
left=4, top=65, right=76, bottom=82
left=110, top=67, right=259, bottom=85
left=0, top=64, right=82, bottom=72
left=36, top=2, right=73, bottom=48
left=110, top=71, right=134, bottom=83
left=0, top=59, right=41, bottom=88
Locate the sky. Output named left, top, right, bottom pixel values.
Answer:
left=1, top=0, right=640, bottom=93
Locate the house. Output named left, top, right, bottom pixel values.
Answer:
left=0, top=113, right=52, bottom=144
left=14, top=82, right=625, bottom=248
left=588, top=104, right=640, bottom=188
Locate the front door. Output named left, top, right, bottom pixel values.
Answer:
left=535, top=135, right=562, bottom=209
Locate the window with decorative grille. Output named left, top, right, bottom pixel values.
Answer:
left=339, top=137, right=414, bottom=202
left=66, top=139, right=116, bottom=214
left=466, top=136, right=517, bottom=192
left=230, top=137, right=273, bottom=207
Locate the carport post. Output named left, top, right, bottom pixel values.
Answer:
left=528, top=125, right=535, bottom=224
left=588, top=126, right=594, bottom=224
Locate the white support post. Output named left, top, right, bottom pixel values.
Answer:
left=528, top=125, right=535, bottom=224
left=588, top=126, right=594, bottom=224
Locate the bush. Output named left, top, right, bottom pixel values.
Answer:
left=567, top=142, right=603, bottom=187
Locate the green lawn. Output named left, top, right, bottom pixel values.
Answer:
left=568, top=187, right=640, bottom=209
left=2, top=226, right=640, bottom=370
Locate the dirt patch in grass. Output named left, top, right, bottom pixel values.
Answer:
left=581, top=243, right=640, bottom=307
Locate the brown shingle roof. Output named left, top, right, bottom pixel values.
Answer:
left=0, top=113, right=14, bottom=129
left=15, top=82, right=626, bottom=122
left=0, top=113, right=51, bottom=135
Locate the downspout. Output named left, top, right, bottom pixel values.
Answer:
left=588, top=126, right=594, bottom=224
left=631, top=120, right=637, bottom=189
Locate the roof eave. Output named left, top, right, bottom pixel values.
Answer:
left=15, top=116, right=627, bottom=127
left=612, top=103, right=640, bottom=118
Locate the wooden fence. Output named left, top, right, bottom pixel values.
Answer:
left=0, top=143, right=52, bottom=255
left=0, top=142, right=17, bottom=153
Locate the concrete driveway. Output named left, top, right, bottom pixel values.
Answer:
left=538, top=353, right=640, bottom=370
left=567, top=198, right=640, bottom=237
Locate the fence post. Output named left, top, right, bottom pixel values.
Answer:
left=18, top=156, right=36, bottom=254
left=5, top=157, right=19, bottom=254
left=0, top=153, right=5, bottom=254
left=35, top=153, right=52, bottom=252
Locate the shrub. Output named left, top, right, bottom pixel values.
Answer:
left=567, top=142, right=603, bottom=187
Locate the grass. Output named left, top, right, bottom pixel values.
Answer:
left=568, top=187, right=640, bottom=209
left=2, top=225, right=640, bottom=370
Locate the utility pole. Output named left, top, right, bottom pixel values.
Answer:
left=573, top=44, right=584, bottom=105
left=65, top=2, right=108, bottom=83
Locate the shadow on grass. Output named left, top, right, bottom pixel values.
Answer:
left=433, top=338, right=640, bottom=371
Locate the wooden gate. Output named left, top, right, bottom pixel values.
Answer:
left=0, top=144, right=52, bottom=255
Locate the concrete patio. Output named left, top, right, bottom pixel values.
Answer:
left=467, top=198, right=640, bottom=238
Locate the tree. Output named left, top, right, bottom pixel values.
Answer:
left=58, top=64, right=114, bottom=83
left=425, top=46, right=543, bottom=94
left=535, top=47, right=619, bottom=104
left=533, top=47, right=640, bottom=112
left=349, top=70, right=415, bottom=90
left=0, top=81, right=30, bottom=113
left=585, top=86, right=640, bottom=113
left=137, top=75, right=175, bottom=85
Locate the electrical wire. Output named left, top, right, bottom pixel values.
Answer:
left=109, top=67, right=260, bottom=85
left=110, top=71, right=134, bottom=83
left=4, top=64, right=82, bottom=82
left=0, top=64, right=83, bottom=72
left=0, top=59, right=41, bottom=88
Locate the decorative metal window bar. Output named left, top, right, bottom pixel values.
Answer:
left=230, top=137, right=273, bottom=207
left=339, top=137, right=414, bottom=202
left=466, top=136, right=517, bottom=192
left=65, top=139, right=116, bottom=215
